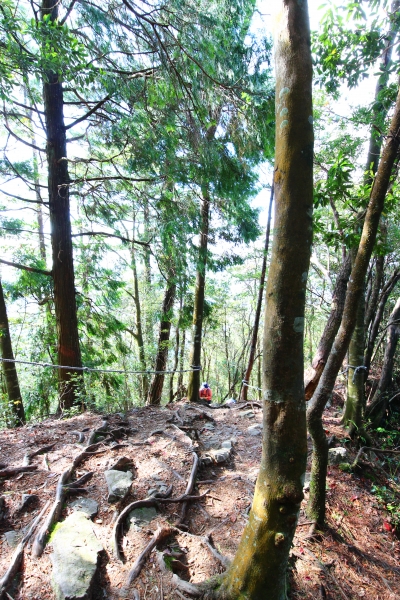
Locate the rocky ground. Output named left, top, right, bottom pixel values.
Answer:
left=0, top=400, right=399, bottom=599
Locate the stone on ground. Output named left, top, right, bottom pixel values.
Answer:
left=105, top=469, right=133, bottom=502
left=70, top=498, right=99, bottom=519
left=128, top=506, right=158, bottom=532
left=247, top=424, right=262, bottom=436
left=328, top=447, right=348, bottom=465
left=51, top=511, right=103, bottom=600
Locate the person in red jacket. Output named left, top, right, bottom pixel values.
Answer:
left=199, top=382, right=212, bottom=404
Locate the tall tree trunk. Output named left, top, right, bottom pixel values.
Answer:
left=306, top=85, right=400, bottom=528
left=0, top=280, right=25, bottom=425
left=343, top=279, right=366, bottom=435
left=130, top=234, right=149, bottom=399
left=240, top=185, right=273, bottom=401
left=42, top=0, right=83, bottom=411
left=187, top=187, right=210, bottom=403
left=219, top=3, right=313, bottom=597
left=147, top=276, right=176, bottom=405
left=366, top=297, right=400, bottom=424
left=304, top=252, right=351, bottom=399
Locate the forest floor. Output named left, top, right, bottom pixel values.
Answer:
left=0, top=399, right=399, bottom=600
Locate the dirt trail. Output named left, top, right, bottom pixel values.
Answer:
left=0, top=402, right=399, bottom=599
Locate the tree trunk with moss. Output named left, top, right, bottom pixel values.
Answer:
left=343, top=279, right=366, bottom=435
left=0, top=280, right=25, bottom=426
left=241, top=185, right=273, bottom=402
left=307, top=85, right=400, bottom=528
left=218, top=3, right=313, bottom=598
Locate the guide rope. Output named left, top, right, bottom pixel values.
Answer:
left=0, top=357, right=201, bottom=376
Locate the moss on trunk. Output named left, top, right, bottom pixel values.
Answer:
left=218, top=2, right=314, bottom=597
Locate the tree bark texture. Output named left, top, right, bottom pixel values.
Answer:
left=304, top=252, right=351, bottom=400
left=42, top=0, right=83, bottom=411
left=147, top=277, right=176, bottom=405
left=219, top=3, right=313, bottom=598
left=241, top=185, right=274, bottom=402
left=187, top=188, right=210, bottom=403
left=343, top=280, right=366, bottom=435
left=366, top=296, right=400, bottom=425
left=364, top=255, right=384, bottom=334
left=307, top=85, right=400, bottom=527
left=0, top=280, right=25, bottom=425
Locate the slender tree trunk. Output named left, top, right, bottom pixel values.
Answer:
left=364, top=267, right=400, bottom=372
left=306, top=85, right=400, bottom=528
left=41, top=0, right=83, bottom=411
left=219, top=4, right=313, bottom=598
left=142, top=198, right=154, bottom=351
left=304, top=252, right=351, bottom=400
left=365, top=255, right=384, bottom=332
left=177, top=328, right=186, bottom=393
left=0, top=280, right=25, bottom=425
left=241, top=185, right=273, bottom=401
left=187, top=188, right=210, bottom=403
left=366, top=297, right=400, bottom=424
left=147, top=277, right=176, bottom=405
left=169, top=295, right=182, bottom=403
left=130, top=235, right=149, bottom=399
left=343, top=279, right=366, bottom=435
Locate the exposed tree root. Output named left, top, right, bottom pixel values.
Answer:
left=22, top=442, right=58, bottom=466
left=70, top=430, right=85, bottom=443
left=126, top=525, right=173, bottom=585
left=0, top=501, right=50, bottom=599
left=0, top=466, right=37, bottom=478
left=176, top=452, right=199, bottom=527
left=113, top=489, right=209, bottom=561
left=32, top=435, right=101, bottom=557
left=236, top=402, right=262, bottom=410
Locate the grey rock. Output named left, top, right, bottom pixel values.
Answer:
left=303, top=472, right=311, bottom=492
left=202, top=437, right=220, bottom=450
left=4, top=530, right=22, bottom=548
left=128, top=506, right=157, bottom=531
left=19, top=494, right=39, bottom=512
left=105, top=469, right=133, bottom=503
left=51, top=511, right=103, bottom=600
left=247, top=424, right=262, bottom=436
left=239, top=410, right=255, bottom=419
left=108, top=456, right=134, bottom=472
left=202, top=423, right=215, bottom=431
left=221, top=440, right=232, bottom=449
left=209, top=447, right=231, bottom=464
left=328, top=447, right=348, bottom=465
left=70, top=498, right=99, bottom=519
